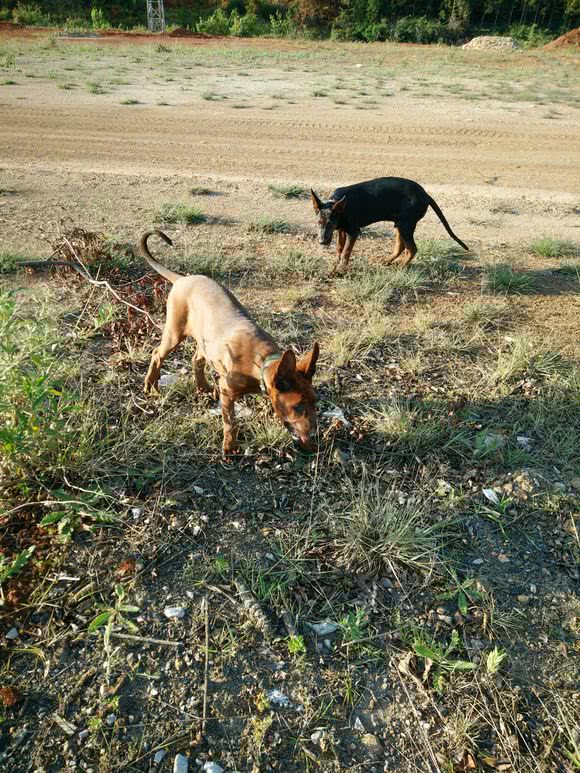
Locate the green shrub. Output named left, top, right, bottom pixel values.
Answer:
left=529, top=237, right=578, bottom=259
left=393, top=16, right=444, bottom=44
left=269, top=9, right=296, bottom=37
left=91, top=7, right=110, bottom=30
left=0, top=291, right=81, bottom=479
left=156, top=203, right=206, bottom=225
left=508, top=23, right=555, bottom=48
left=197, top=8, right=231, bottom=36
left=12, top=3, right=50, bottom=26
left=230, top=11, right=267, bottom=37
left=0, top=9, right=12, bottom=21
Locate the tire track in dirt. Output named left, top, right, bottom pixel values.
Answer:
left=0, top=105, right=578, bottom=192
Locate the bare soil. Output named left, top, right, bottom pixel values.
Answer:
left=0, top=33, right=579, bottom=773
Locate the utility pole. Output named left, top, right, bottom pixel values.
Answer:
left=146, top=0, right=165, bottom=32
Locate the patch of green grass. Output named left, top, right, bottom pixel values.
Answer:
left=328, top=476, right=445, bottom=577
left=462, top=299, right=513, bottom=329
left=483, top=263, right=536, bottom=295
left=86, top=81, right=106, bottom=94
left=271, top=250, right=324, bottom=279
left=339, top=267, right=427, bottom=305
left=1, top=79, right=17, bottom=86
left=268, top=183, right=307, bottom=199
left=190, top=186, right=214, bottom=196
left=556, top=262, right=580, bottom=282
left=310, top=89, right=327, bottom=97
left=57, top=82, right=77, bottom=90
left=529, top=237, right=578, bottom=259
left=201, top=91, right=221, bottom=101
left=491, top=335, right=568, bottom=385
left=324, top=314, right=388, bottom=366
left=156, top=203, right=207, bottom=225
left=248, top=218, right=291, bottom=234
left=119, top=97, right=140, bottom=105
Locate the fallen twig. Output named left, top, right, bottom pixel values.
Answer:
left=105, top=632, right=184, bottom=648
left=17, top=251, right=161, bottom=330
left=200, top=595, right=210, bottom=742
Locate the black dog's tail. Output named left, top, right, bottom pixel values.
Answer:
left=427, top=196, right=469, bottom=251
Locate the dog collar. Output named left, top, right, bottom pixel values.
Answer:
left=260, top=353, right=282, bottom=389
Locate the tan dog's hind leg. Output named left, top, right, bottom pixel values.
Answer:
left=144, top=305, right=185, bottom=393
left=384, top=228, right=405, bottom=265
left=193, top=350, right=212, bottom=394
left=219, top=380, right=238, bottom=455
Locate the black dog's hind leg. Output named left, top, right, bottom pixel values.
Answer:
left=399, top=222, right=418, bottom=266
left=384, top=227, right=405, bottom=265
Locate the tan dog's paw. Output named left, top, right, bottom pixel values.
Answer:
left=222, top=445, right=241, bottom=461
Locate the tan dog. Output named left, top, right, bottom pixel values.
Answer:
left=140, top=230, right=320, bottom=455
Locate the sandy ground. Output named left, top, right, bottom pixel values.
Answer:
left=0, top=35, right=578, bottom=259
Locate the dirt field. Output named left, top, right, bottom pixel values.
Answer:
left=0, top=32, right=579, bottom=773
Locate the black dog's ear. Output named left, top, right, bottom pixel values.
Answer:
left=332, top=196, right=347, bottom=214
left=310, top=189, right=323, bottom=213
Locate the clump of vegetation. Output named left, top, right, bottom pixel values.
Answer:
left=268, top=183, right=307, bottom=199
left=119, top=97, right=140, bottom=105
left=462, top=299, right=513, bottom=329
left=190, top=185, right=214, bottom=196
left=339, top=266, right=427, bottom=305
left=248, top=217, right=291, bottom=234
left=529, top=237, right=578, bottom=258
left=156, top=203, right=206, bottom=225
left=328, top=476, right=445, bottom=577
left=482, top=263, right=535, bottom=294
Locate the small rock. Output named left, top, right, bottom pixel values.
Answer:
left=105, top=714, right=116, bottom=726
left=192, top=486, right=204, bottom=496
left=153, top=750, right=166, bottom=764
left=361, top=733, right=384, bottom=759
left=78, top=729, right=90, bottom=742
left=201, top=763, right=224, bottom=773
left=570, top=478, right=580, bottom=492
left=173, top=754, right=188, bottom=773
left=308, top=620, right=338, bottom=636
left=164, top=606, right=186, bottom=619
left=131, top=508, right=142, bottom=518
left=158, top=373, right=178, bottom=388
left=516, top=436, right=532, bottom=451
left=472, top=558, right=484, bottom=565
left=482, top=488, right=499, bottom=506
left=498, top=554, right=510, bottom=563
left=267, top=689, right=291, bottom=708
left=5, top=628, right=19, bottom=641
left=517, top=595, right=530, bottom=605
left=354, top=716, right=365, bottom=732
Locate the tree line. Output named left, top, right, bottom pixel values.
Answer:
left=1, top=0, right=578, bottom=42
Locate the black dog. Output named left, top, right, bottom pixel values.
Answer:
left=310, top=176, right=469, bottom=275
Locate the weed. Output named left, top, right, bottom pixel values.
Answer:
left=190, top=186, right=213, bottom=196
left=339, top=607, right=368, bottom=644
left=462, top=299, right=512, bottom=329
left=119, top=97, right=140, bottom=105
left=268, top=183, right=307, bottom=199
left=201, top=91, right=221, bottom=101
left=156, top=203, right=206, bottom=225
left=492, top=335, right=567, bottom=385
left=86, top=81, right=106, bottom=94
left=272, top=249, right=324, bottom=278
left=324, top=314, right=388, bottom=366
left=486, top=646, right=507, bottom=674
left=287, top=634, right=307, bottom=656
left=1, top=80, right=16, bottom=86
left=413, top=629, right=476, bottom=690
left=483, top=263, right=535, bottom=294
left=329, top=476, right=445, bottom=577
left=339, top=267, right=427, bottom=305
left=0, top=546, right=35, bottom=589
left=40, top=489, right=116, bottom=543
left=248, top=217, right=291, bottom=234
left=311, top=89, right=327, bottom=97
left=529, top=237, right=578, bottom=258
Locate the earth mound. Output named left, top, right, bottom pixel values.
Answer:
left=543, top=27, right=580, bottom=49
left=462, top=35, right=520, bottom=50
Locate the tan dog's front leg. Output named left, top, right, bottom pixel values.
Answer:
left=144, top=311, right=184, bottom=393
left=219, top=382, right=238, bottom=456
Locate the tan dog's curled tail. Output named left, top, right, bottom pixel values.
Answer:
left=139, top=229, right=183, bottom=284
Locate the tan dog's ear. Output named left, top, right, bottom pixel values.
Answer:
left=273, top=350, right=297, bottom=392
left=332, top=196, right=346, bottom=214
left=297, top=342, right=319, bottom=382
left=311, top=189, right=322, bottom=213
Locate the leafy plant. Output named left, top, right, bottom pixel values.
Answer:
left=413, top=630, right=475, bottom=692
left=0, top=546, right=35, bottom=588
left=40, top=489, right=116, bottom=543
left=438, top=570, right=483, bottom=615
left=339, top=607, right=368, bottom=644
left=89, top=584, right=139, bottom=682
left=486, top=646, right=507, bottom=674
left=287, top=634, right=307, bottom=656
